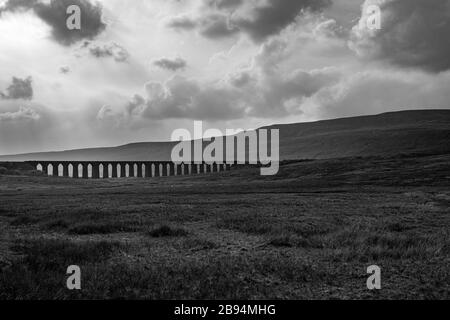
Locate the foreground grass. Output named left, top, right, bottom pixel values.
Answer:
left=0, top=239, right=122, bottom=299
left=0, top=239, right=329, bottom=299
left=0, top=154, right=449, bottom=299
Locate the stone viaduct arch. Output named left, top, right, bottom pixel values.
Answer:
left=27, top=161, right=235, bottom=179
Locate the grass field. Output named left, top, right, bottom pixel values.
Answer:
left=0, top=154, right=449, bottom=299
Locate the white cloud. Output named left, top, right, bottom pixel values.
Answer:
left=0, top=106, right=40, bottom=121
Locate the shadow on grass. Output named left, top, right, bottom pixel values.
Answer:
left=146, top=225, right=188, bottom=238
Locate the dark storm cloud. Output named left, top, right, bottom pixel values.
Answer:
left=199, top=14, right=239, bottom=39
left=168, top=0, right=332, bottom=42
left=0, top=0, right=106, bottom=46
left=234, top=0, right=332, bottom=42
left=167, top=13, right=239, bottom=38
left=88, top=43, right=130, bottom=63
left=0, top=77, right=33, bottom=100
left=0, top=0, right=36, bottom=13
left=350, top=0, right=450, bottom=72
left=153, top=57, right=187, bottom=71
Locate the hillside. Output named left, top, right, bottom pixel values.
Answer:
left=0, top=110, right=449, bottom=161
left=269, top=110, right=450, bottom=159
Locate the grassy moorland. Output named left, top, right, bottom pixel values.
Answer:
left=0, top=154, right=449, bottom=299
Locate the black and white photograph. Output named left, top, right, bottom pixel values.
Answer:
left=0, top=0, right=449, bottom=309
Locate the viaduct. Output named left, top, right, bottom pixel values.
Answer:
left=25, top=161, right=236, bottom=179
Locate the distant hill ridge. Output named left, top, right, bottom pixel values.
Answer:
left=1, top=110, right=449, bottom=161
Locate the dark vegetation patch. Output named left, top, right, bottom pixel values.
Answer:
left=0, top=166, right=22, bottom=176
left=146, top=225, right=188, bottom=238
left=268, top=234, right=314, bottom=248
left=0, top=162, right=37, bottom=176
left=386, top=222, right=413, bottom=232
left=10, top=215, right=40, bottom=226
left=0, top=251, right=332, bottom=299
left=68, top=222, right=140, bottom=235
left=5, top=207, right=146, bottom=235
left=3, top=204, right=201, bottom=235
left=45, top=219, right=70, bottom=231
left=10, top=239, right=121, bottom=267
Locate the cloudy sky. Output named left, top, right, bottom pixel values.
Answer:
left=0, top=0, right=449, bottom=154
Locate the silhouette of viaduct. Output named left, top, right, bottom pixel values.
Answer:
left=26, top=161, right=235, bottom=179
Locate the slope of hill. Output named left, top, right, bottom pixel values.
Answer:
left=0, top=142, right=177, bottom=162
left=269, top=110, right=450, bottom=159
left=1, top=110, right=449, bottom=161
